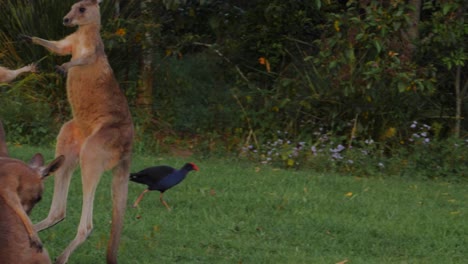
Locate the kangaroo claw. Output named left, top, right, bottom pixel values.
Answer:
left=18, top=34, right=33, bottom=43
left=55, top=65, right=67, bottom=76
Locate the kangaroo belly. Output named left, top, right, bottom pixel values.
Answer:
left=66, top=60, right=131, bottom=133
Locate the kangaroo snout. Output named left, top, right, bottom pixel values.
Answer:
left=63, top=17, right=72, bottom=26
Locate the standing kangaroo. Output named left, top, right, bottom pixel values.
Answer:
left=22, top=0, right=134, bottom=263
left=0, top=63, right=37, bottom=83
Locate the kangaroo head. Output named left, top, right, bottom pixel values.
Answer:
left=13, top=154, right=64, bottom=214
left=63, top=0, right=102, bottom=27
left=0, top=145, right=64, bottom=215
left=0, top=122, right=64, bottom=214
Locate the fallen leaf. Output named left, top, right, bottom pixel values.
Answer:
left=210, top=188, right=216, bottom=196
left=336, top=259, right=349, bottom=264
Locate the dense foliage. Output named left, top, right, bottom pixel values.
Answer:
left=0, top=0, right=466, bottom=176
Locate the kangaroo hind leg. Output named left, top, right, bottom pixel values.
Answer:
left=55, top=126, right=112, bottom=264
left=107, top=159, right=130, bottom=264
left=35, top=120, right=81, bottom=232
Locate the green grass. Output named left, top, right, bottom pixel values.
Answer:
left=8, top=145, right=468, bottom=264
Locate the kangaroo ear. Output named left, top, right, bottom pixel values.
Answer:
left=40, top=155, right=65, bottom=178
left=87, top=0, right=101, bottom=4
left=29, top=153, right=45, bottom=169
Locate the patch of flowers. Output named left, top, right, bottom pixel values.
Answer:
left=409, top=121, right=431, bottom=145
left=240, top=122, right=468, bottom=178
left=242, top=129, right=383, bottom=172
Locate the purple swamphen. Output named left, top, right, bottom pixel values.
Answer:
left=130, top=163, right=199, bottom=210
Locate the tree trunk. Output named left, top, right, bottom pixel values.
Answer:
left=454, top=64, right=468, bottom=138
left=404, top=0, right=421, bottom=60
left=453, top=1, right=467, bottom=138
left=455, top=66, right=461, bottom=138
left=136, top=0, right=154, bottom=115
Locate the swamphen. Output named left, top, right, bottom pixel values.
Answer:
left=130, top=163, right=199, bottom=210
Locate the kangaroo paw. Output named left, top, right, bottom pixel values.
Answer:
left=18, top=34, right=33, bottom=43
left=29, top=234, right=44, bottom=253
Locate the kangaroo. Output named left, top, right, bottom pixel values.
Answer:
left=22, top=0, right=134, bottom=263
left=0, top=121, right=64, bottom=264
left=0, top=63, right=37, bottom=83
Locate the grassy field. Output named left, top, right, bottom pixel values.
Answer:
left=9, top=145, right=468, bottom=264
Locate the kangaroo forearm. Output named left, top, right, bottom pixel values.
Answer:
left=0, top=193, right=35, bottom=238
left=0, top=69, right=23, bottom=83
left=0, top=71, right=16, bottom=83
left=0, top=65, right=35, bottom=83
left=68, top=55, right=95, bottom=68
left=14, top=66, right=31, bottom=76
left=32, top=37, right=71, bottom=55
left=61, top=54, right=96, bottom=71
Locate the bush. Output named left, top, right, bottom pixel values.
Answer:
left=0, top=83, right=58, bottom=145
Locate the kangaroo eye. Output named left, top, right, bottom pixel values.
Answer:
left=79, top=7, right=86, bottom=13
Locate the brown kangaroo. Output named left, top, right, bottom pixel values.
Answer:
left=0, top=121, right=64, bottom=264
left=22, top=0, right=134, bottom=263
left=0, top=63, right=37, bottom=83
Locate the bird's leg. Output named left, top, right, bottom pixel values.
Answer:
left=160, top=193, right=171, bottom=211
left=132, top=189, right=149, bottom=208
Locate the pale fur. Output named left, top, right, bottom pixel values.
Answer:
left=0, top=64, right=37, bottom=83
left=26, top=0, right=134, bottom=263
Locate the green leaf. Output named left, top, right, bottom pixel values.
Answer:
left=314, top=0, right=321, bottom=9
left=345, top=49, right=356, bottom=63
left=442, top=4, right=451, bottom=15
left=356, top=33, right=365, bottom=41
left=374, top=40, right=382, bottom=53
left=304, top=56, right=314, bottom=62
left=397, top=81, right=407, bottom=93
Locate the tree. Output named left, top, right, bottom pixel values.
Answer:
left=419, top=0, right=468, bottom=137
left=311, top=0, right=436, bottom=140
left=136, top=0, right=155, bottom=115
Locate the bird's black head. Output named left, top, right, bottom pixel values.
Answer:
left=182, top=162, right=199, bottom=172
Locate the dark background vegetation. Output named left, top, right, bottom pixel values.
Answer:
left=0, top=0, right=467, bottom=178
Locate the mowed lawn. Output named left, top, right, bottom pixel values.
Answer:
left=9, top=145, right=468, bottom=264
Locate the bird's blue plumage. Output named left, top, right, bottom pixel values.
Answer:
left=130, top=163, right=199, bottom=192
left=153, top=171, right=187, bottom=192
left=129, top=163, right=199, bottom=209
